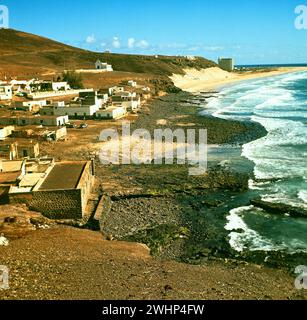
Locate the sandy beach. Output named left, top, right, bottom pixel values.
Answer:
left=171, top=66, right=307, bottom=92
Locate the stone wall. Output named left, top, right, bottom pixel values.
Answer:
left=29, top=189, right=82, bottom=219
left=77, top=161, right=95, bottom=213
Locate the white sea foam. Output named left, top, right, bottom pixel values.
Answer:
left=225, top=206, right=276, bottom=252
left=210, top=71, right=307, bottom=252
left=298, top=190, right=307, bottom=204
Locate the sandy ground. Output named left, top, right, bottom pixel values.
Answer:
left=170, top=67, right=307, bottom=92
left=1, top=226, right=305, bottom=300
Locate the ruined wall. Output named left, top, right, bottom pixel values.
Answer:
left=77, top=161, right=95, bottom=213
left=29, top=189, right=82, bottom=219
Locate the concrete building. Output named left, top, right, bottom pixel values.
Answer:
left=0, top=142, right=18, bottom=160
left=11, top=126, right=67, bottom=142
left=128, top=80, right=137, bottom=87
left=0, top=115, right=69, bottom=127
left=51, top=82, right=70, bottom=91
left=97, top=106, right=127, bottom=120
left=0, top=126, right=15, bottom=140
left=0, top=140, right=39, bottom=160
left=15, top=100, right=47, bottom=112
left=95, top=60, right=113, bottom=72
left=42, top=104, right=100, bottom=118
left=108, top=86, right=125, bottom=96
left=16, top=140, right=40, bottom=159
left=7, top=159, right=95, bottom=219
left=111, top=96, right=141, bottom=112
left=218, top=58, right=234, bottom=72
left=0, top=85, right=13, bottom=100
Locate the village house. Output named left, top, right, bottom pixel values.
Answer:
left=127, top=80, right=137, bottom=87
left=95, top=60, right=113, bottom=72
left=97, top=106, right=127, bottom=120
left=0, top=142, right=18, bottom=160
left=16, top=140, right=40, bottom=159
left=3, top=159, right=96, bottom=219
left=111, top=95, right=141, bottom=112
left=108, top=86, right=125, bottom=96
left=0, top=126, right=15, bottom=140
left=0, top=85, right=13, bottom=100
left=11, top=126, right=67, bottom=142
left=15, top=100, right=47, bottom=112
left=0, top=140, right=39, bottom=160
left=0, top=115, right=69, bottom=127
left=41, top=91, right=106, bottom=119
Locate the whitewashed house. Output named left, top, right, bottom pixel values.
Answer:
left=128, top=80, right=137, bottom=87
left=95, top=60, right=113, bottom=72
left=108, top=86, right=125, bottom=96
left=51, top=82, right=70, bottom=91
left=97, top=106, right=127, bottom=120
left=0, top=126, right=15, bottom=140
left=111, top=95, right=141, bottom=112
left=15, top=100, right=47, bottom=112
left=0, top=85, right=13, bottom=100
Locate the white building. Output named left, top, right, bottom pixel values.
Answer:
left=0, top=126, right=15, bottom=140
left=97, top=106, right=127, bottom=120
left=127, top=80, right=137, bottom=87
left=95, top=60, right=113, bottom=72
left=0, top=115, right=69, bottom=127
left=15, top=100, right=47, bottom=112
left=0, top=85, right=13, bottom=100
left=108, top=86, right=125, bottom=96
left=112, top=96, right=141, bottom=112
left=51, top=82, right=70, bottom=91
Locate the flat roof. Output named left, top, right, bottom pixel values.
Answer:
left=0, top=172, right=20, bottom=184
left=38, top=162, right=86, bottom=190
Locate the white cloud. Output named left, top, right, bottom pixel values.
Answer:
left=86, top=34, right=96, bottom=44
left=203, top=46, right=224, bottom=52
left=112, top=37, right=121, bottom=49
left=136, top=40, right=149, bottom=49
left=128, top=38, right=136, bottom=48
left=188, top=46, right=199, bottom=52
left=101, top=42, right=107, bottom=47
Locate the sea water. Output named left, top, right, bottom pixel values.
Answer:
left=201, top=71, right=307, bottom=253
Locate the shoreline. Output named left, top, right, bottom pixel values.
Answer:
left=171, top=66, right=307, bottom=92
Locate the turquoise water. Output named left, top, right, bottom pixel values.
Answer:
left=201, top=71, right=307, bottom=253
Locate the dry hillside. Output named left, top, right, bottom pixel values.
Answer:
left=0, top=29, right=216, bottom=78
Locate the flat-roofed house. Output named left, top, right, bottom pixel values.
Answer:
left=15, top=100, right=47, bottom=112
left=0, top=115, right=69, bottom=127
left=16, top=140, right=40, bottom=159
left=0, top=85, right=13, bottom=100
left=111, top=95, right=141, bottom=112
left=97, top=106, right=127, bottom=120
left=0, top=126, right=15, bottom=140
left=8, top=160, right=95, bottom=219
left=0, top=142, right=18, bottom=160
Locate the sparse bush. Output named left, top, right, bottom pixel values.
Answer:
left=62, top=71, right=84, bottom=89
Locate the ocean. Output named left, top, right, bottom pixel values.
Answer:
left=200, top=71, right=307, bottom=253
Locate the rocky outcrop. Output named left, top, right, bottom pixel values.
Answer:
left=251, top=199, right=307, bottom=218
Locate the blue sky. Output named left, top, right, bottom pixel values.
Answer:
left=2, top=0, right=307, bottom=64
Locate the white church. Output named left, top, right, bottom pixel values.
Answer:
left=95, top=60, right=113, bottom=72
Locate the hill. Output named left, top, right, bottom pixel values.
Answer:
left=0, top=29, right=216, bottom=78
